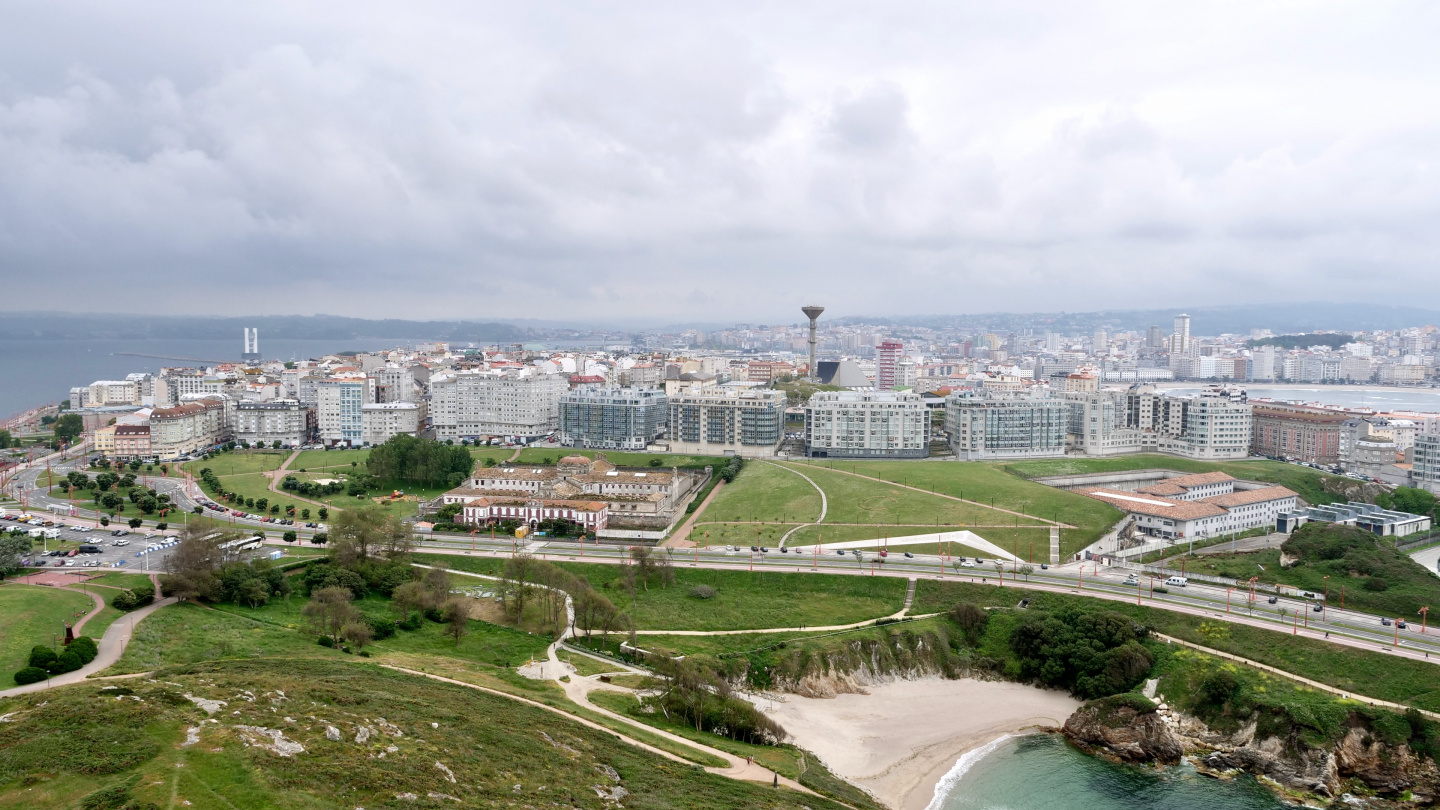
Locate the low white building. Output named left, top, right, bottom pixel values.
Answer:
left=362, top=402, right=421, bottom=445
left=1081, top=479, right=1297, bottom=541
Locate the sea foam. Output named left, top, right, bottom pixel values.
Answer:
left=923, top=733, right=1017, bottom=810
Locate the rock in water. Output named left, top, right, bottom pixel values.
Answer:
left=1062, top=695, right=1183, bottom=765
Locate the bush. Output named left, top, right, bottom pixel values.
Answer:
left=1365, top=577, right=1389, bottom=592
left=27, top=645, right=57, bottom=670
left=424, top=607, right=444, bottom=623
left=688, top=585, right=718, bottom=600
left=317, top=636, right=334, bottom=648
left=111, top=590, right=137, bottom=610
left=397, top=613, right=424, bottom=631
left=49, top=649, right=84, bottom=674
left=12, top=666, right=48, bottom=685
left=69, top=636, right=98, bottom=665
left=365, top=615, right=397, bottom=640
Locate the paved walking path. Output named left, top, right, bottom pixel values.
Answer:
left=264, top=449, right=331, bottom=511
left=776, top=460, right=1076, bottom=528
left=765, top=462, right=828, bottom=548
left=664, top=479, right=727, bottom=548
left=0, top=596, right=176, bottom=698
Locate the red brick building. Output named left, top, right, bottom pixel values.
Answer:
left=1251, top=403, right=1348, bottom=464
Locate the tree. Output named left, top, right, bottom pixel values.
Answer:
left=1019, top=564, right=1035, bottom=582
left=342, top=620, right=374, bottom=653
left=127, top=518, right=142, bottom=529
left=948, top=602, right=989, bottom=645
left=391, top=580, right=432, bottom=621
left=0, top=428, right=13, bottom=449
left=303, top=586, right=361, bottom=646
left=499, top=554, right=536, bottom=622
left=52, top=413, right=83, bottom=445
left=331, top=504, right=412, bottom=567
left=442, top=597, right=474, bottom=645
left=318, top=508, right=329, bottom=520
left=0, top=535, right=31, bottom=575
left=158, top=519, right=240, bottom=602
left=237, top=578, right=271, bottom=607
left=283, top=531, right=297, bottom=543
left=301, top=508, right=311, bottom=520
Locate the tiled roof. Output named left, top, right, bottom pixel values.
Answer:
left=1078, top=488, right=1228, bottom=520
left=1202, top=486, right=1297, bottom=507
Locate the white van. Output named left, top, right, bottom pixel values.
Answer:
left=41, top=529, right=61, bottom=540
left=27, top=528, right=44, bottom=539
left=1165, top=576, right=1189, bottom=587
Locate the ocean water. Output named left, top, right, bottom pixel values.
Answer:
left=931, top=734, right=1288, bottom=810
left=1165, top=385, right=1440, bottom=413
left=0, top=338, right=412, bottom=418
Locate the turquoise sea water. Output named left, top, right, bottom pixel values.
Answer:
left=932, top=734, right=1289, bottom=810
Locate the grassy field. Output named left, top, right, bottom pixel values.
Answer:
left=0, top=658, right=847, bottom=810
left=425, top=554, right=909, bottom=631
left=998, top=454, right=1350, bottom=506
left=83, top=571, right=157, bottom=590
left=788, top=460, right=1124, bottom=557
left=911, top=579, right=1440, bottom=712
left=688, top=523, right=806, bottom=547
left=0, top=584, right=97, bottom=679
left=702, top=462, right=823, bottom=524
left=184, top=450, right=289, bottom=478
left=786, top=462, right=1032, bottom=528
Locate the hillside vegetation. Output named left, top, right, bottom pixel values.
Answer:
left=0, top=659, right=847, bottom=810
left=998, top=454, right=1351, bottom=507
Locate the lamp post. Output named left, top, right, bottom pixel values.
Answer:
left=1322, top=576, right=1330, bottom=622
left=1420, top=606, right=1430, bottom=635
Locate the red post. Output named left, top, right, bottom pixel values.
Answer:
left=1078, top=566, right=1083, bottom=590
left=1226, top=588, right=1231, bottom=614
left=1137, top=576, right=1142, bottom=606
left=1420, top=606, right=1429, bottom=634
left=1395, top=619, right=1401, bottom=648
left=1293, top=610, right=1298, bottom=635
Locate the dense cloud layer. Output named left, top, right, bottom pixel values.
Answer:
left=2, top=1, right=1438, bottom=322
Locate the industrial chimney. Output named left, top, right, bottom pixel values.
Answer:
left=801, top=306, right=825, bottom=382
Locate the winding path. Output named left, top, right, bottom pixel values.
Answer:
left=0, top=595, right=177, bottom=698
left=765, top=461, right=827, bottom=548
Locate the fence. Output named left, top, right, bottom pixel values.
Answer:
left=1110, top=560, right=1326, bottom=599
left=1395, top=531, right=1440, bottom=552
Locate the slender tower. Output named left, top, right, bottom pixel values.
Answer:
left=801, top=306, right=825, bottom=381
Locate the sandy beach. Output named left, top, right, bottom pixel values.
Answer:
left=758, top=678, right=1080, bottom=810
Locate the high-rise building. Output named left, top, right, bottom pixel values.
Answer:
left=805, top=390, right=929, bottom=459
left=1250, top=403, right=1347, bottom=464
left=361, top=402, right=421, bottom=445
left=1171, top=314, right=1191, bottom=355
left=316, top=375, right=373, bottom=446
left=558, top=387, right=668, bottom=451
left=1413, top=434, right=1440, bottom=495
left=877, top=340, right=904, bottom=390
left=371, top=366, right=416, bottom=403
left=1146, top=326, right=1163, bottom=349
left=666, top=387, right=786, bottom=457
left=1092, top=330, right=1108, bottom=355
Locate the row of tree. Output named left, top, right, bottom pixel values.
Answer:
left=364, top=434, right=474, bottom=487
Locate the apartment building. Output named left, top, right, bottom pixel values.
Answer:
left=150, top=398, right=229, bottom=460
left=235, top=399, right=312, bottom=448
left=371, top=366, right=416, bottom=403
left=1412, top=434, right=1440, bottom=495
left=944, top=392, right=1067, bottom=460
left=805, top=390, right=929, bottom=459
left=666, top=387, right=786, bottom=457
left=1158, top=389, right=1251, bottom=460
left=316, top=375, right=373, bottom=446
left=558, top=387, right=668, bottom=451
left=112, top=424, right=152, bottom=459
left=361, top=402, right=421, bottom=445
left=877, top=340, right=904, bottom=390
left=1081, top=478, right=1297, bottom=541
left=1250, top=403, right=1347, bottom=464
left=429, top=369, right=568, bottom=442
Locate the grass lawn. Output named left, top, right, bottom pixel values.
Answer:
left=183, top=450, right=289, bottom=478
left=425, top=554, right=909, bottom=631
left=784, top=462, right=1030, bottom=528
left=71, top=597, right=125, bottom=639
left=83, top=572, right=155, bottom=590
left=0, top=658, right=845, bottom=810
left=790, top=460, right=1123, bottom=557
left=0, top=584, right=101, bottom=679
left=701, top=462, right=823, bottom=524
left=689, top=523, right=805, bottom=547
left=911, top=579, right=1440, bottom=712
left=998, top=454, right=1350, bottom=506
left=560, top=650, right=623, bottom=677
left=105, top=602, right=328, bottom=674
left=291, top=448, right=370, bottom=470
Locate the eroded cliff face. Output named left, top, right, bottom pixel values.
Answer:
left=739, top=629, right=973, bottom=698
left=1062, top=696, right=1440, bottom=807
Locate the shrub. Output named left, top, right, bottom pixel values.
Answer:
left=49, top=649, right=84, bottom=674
left=365, top=615, right=397, bottom=640
left=397, top=613, right=424, bottom=631
left=1365, top=577, right=1389, bottom=592
left=27, top=645, right=57, bottom=670
left=317, top=636, right=334, bottom=648
left=12, top=666, right=48, bottom=685
left=69, top=636, right=99, bottom=665
left=424, top=607, right=445, bottom=623
left=111, top=590, right=137, bottom=611
left=688, top=585, right=718, bottom=600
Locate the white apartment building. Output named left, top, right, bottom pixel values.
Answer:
left=1413, top=434, right=1440, bottom=495
left=371, top=366, right=417, bottom=403
left=73, top=380, right=141, bottom=408
left=317, top=375, right=373, bottom=446
left=1155, top=389, right=1252, bottom=460
left=150, top=397, right=230, bottom=460
left=666, top=387, right=787, bottom=457
left=429, top=369, right=568, bottom=442
left=1063, top=386, right=1251, bottom=461
left=235, top=399, right=310, bottom=448
left=558, top=387, right=668, bottom=451
left=805, top=390, right=929, bottom=459
left=362, top=402, right=421, bottom=445
left=945, top=392, right=1067, bottom=460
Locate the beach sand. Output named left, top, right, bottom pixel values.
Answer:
left=759, top=678, right=1080, bottom=810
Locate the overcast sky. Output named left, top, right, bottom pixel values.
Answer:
left=2, top=1, right=1438, bottom=323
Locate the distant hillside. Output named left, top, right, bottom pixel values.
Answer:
left=0, top=313, right=526, bottom=343
left=1246, top=333, right=1353, bottom=350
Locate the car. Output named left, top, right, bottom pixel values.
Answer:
left=851, top=549, right=862, bottom=557
left=780, top=547, right=789, bottom=553
left=1382, top=617, right=1392, bottom=626
left=1312, top=603, right=1323, bottom=612
left=759, top=547, right=769, bottom=553
left=836, top=549, right=845, bottom=555
left=878, top=549, right=888, bottom=558
left=960, top=560, right=975, bottom=568
left=975, top=558, right=986, bottom=565
left=903, top=551, right=914, bottom=558
left=115, top=539, right=129, bottom=546
left=1398, top=620, right=1409, bottom=629
left=1268, top=596, right=1279, bottom=604
left=1123, top=574, right=1139, bottom=586
left=750, top=545, right=759, bottom=552
left=1039, top=564, right=1049, bottom=570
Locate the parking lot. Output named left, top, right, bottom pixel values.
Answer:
left=1, top=511, right=181, bottom=572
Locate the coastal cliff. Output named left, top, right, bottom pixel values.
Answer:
left=1062, top=693, right=1440, bottom=806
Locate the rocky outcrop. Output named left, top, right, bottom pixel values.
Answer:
left=1062, top=695, right=1183, bottom=765
left=1318, top=476, right=1388, bottom=505
left=1064, top=695, right=1440, bottom=806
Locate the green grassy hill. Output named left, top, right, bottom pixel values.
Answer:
left=0, top=658, right=848, bottom=810
left=998, top=454, right=1352, bottom=507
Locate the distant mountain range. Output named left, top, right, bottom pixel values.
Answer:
left=0, top=313, right=527, bottom=343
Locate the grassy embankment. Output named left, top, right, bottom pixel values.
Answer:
left=421, top=553, right=908, bottom=632
left=0, top=584, right=96, bottom=678
left=0, top=658, right=847, bottom=810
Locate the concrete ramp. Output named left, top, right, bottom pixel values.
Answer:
left=786, top=530, right=1021, bottom=562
